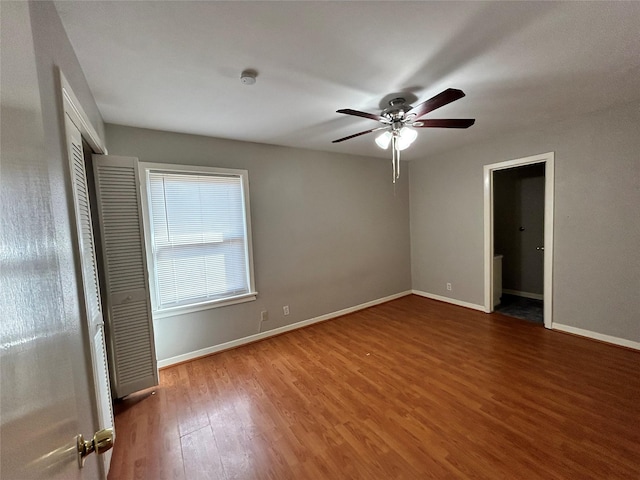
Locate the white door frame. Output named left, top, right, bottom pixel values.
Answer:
left=60, top=72, right=106, bottom=154
left=60, top=69, right=113, bottom=476
left=483, top=152, right=554, bottom=328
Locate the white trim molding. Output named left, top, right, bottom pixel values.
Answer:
left=411, top=290, right=485, bottom=312
left=157, top=290, right=412, bottom=368
left=483, top=152, right=555, bottom=329
left=60, top=70, right=106, bottom=155
left=553, top=324, right=640, bottom=351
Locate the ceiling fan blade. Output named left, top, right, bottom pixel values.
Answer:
left=412, top=119, right=475, bottom=128
left=332, top=127, right=387, bottom=143
left=407, top=88, right=466, bottom=119
left=336, top=108, right=387, bottom=122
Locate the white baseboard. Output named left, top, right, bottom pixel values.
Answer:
left=503, top=289, right=544, bottom=301
left=552, top=323, right=640, bottom=351
left=157, top=290, right=413, bottom=368
left=411, top=290, right=486, bottom=312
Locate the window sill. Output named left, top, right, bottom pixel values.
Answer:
left=152, top=292, right=258, bottom=320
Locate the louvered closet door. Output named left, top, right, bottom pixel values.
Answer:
left=92, top=155, right=158, bottom=398
left=64, top=114, right=115, bottom=473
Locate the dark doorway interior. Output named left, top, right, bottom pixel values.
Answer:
left=493, top=163, right=545, bottom=324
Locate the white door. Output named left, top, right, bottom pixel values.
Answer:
left=0, top=2, right=104, bottom=477
left=92, top=155, right=159, bottom=398
left=65, top=114, right=115, bottom=474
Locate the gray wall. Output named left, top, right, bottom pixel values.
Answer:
left=1, top=1, right=104, bottom=478
left=105, top=124, right=412, bottom=361
left=494, top=164, right=545, bottom=295
left=410, top=100, right=640, bottom=342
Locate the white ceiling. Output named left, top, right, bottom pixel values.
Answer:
left=54, top=1, right=640, bottom=161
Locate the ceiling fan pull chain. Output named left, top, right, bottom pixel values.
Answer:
left=391, top=136, right=397, bottom=183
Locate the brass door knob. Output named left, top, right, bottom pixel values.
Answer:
left=77, top=427, right=114, bottom=468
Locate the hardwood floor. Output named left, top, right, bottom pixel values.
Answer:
left=108, top=295, right=640, bottom=479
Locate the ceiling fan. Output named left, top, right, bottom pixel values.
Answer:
left=332, top=88, right=475, bottom=183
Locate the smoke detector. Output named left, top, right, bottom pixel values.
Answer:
left=240, top=69, right=257, bottom=85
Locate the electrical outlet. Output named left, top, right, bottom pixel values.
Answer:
left=261, top=310, right=268, bottom=322
left=446, top=283, right=452, bottom=291
left=283, top=305, right=290, bottom=316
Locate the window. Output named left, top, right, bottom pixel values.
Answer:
left=140, top=164, right=256, bottom=316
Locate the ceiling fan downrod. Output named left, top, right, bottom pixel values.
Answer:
left=391, top=134, right=400, bottom=184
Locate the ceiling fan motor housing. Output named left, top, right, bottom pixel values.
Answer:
left=383, top=97, right=410, bottom=120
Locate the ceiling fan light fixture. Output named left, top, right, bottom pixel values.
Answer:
left=396, top=127, right=417, bottom=151
left=375, top=130, right=392, bottom=149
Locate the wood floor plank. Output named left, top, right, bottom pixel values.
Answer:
left=108, top=295, right=640, bottom=479
left=181, top=425, right=226, bottom=480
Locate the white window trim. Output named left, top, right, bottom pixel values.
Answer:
left=138, top=162, right=257, bottom=319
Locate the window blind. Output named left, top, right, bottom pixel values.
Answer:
left=147, top=171, right=250, bottom=310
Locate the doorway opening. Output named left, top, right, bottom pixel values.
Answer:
left=483, top=152, right=554, bottom=328
left=493, top=163, right=544, bottom=323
